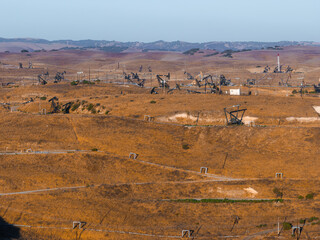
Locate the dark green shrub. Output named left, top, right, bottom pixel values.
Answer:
left=105, top=110, right=110, bottom=115
left=256, top=224, right=267, bottom=228
left=183, top=48, right=199, bottom=55
left=306, top=192, right=315, bottom=200
left=71, top=81, right=79, bottom=86
left=71, top=103, right=80, bottom=111
left=91, top=148, right=98, bottom=151
left=87, top=103, right=94, bottom=111
left=283, top=222, right=292, bottom=230
left=182, top=144, right=190, bottom=150
left=82, top=80, right=94, bottom=85
left=307, top=217, right=319, bottom=222
left=40, top=96, right=47, bottom=100
left=298, top=195, right=304, bottom=200
left=150, top=100, right=156, bottom=104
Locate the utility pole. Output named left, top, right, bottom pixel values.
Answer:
left=89, top=67, right=91, bottom=81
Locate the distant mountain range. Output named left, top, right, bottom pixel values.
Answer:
left=0, top=37, right=319, bottom=53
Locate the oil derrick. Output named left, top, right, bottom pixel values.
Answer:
left=167, top=84, right=181, bottom=94
left=131, top=72, right=139, bottom=80
left=131, top=72, right=145, bottom=87
left=314, top=84, right=320, bottom=93
left=156, top=73, right=170, bottom=89
left=219, top=74, right=232, bottom=86
left=54, top=71, right=66, bottom=83
left=193, top=73, right=219, bottom=93
left=124, top=72, right=145, bottom=87
left=150, top=87, right=158, bottom=94
left=123, top=72, right=132, bottom=82
left=285, top=66, right=293, bottom=73
left=62, top=102, right=73, bottom=114
left=202, top=75, right=217, bottom=93
left=139, top=65, right=143, bottom=72
left=273, top=65, right=282, bottom=73
left=19, top=63, right=23, bottom=69
left=192, top=72, right=203, bottom=86
left=124, top=72, right=134, bottom=83
left=137, top=78, right=145, bottom=87
left=38, top=72, right=49, bottom=85
left=246, top=79, right=256, bottom=85
left=48, top=97, right=60, bottom=113
left=263, top=65, right=270, bottom=73
left=224, top=105, right=247, bottom=125
left=28, top=62, right=33, bottom=69
left=184, top=71, right=194, bottom=80
left=148, top=66, right=152, bottom=72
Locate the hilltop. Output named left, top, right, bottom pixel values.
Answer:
left=0, top=37, right=319, bottom=53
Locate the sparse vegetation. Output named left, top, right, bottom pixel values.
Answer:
left=256, top=224, right=267, bottom=228
left=82, top=80, right=95, bottom=85
left=71, top=81, right=79, bottom=86
left=283, top=222, right=292, bottom=230
left=183, top=48, right=199, bottom=55
left=99, top=46, right=128, bottom=52
left=222, top=52, right=233, bottom=58
left=87, top=103, right=94, bottom=111
left=306, top=192, right=315, bottom=200
left=307, top=216, right=319, bottom=222
left=182, top=144, right=190, bottom=150
left=171, top=198, right=283, bottom=203
left=1, top=42, right=319, bottom=240
left=204, top=52, right=219, bottom=57
left=71, top=103, right=80, bottom=111
left=273, top=188, right=283, bottom=198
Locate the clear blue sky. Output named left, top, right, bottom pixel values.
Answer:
left=1, top=0, right=319, bottom=42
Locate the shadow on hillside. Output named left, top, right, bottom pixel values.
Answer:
left=0, top=216, right=20, bottom=239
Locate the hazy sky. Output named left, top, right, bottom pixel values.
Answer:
left=1, top=0, right=319, bottom=42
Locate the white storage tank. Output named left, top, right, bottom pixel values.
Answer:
left=230, top=89, right=241, bottom=96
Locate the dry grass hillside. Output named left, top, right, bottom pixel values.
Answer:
left=0, top=47, right=319, bottom=239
